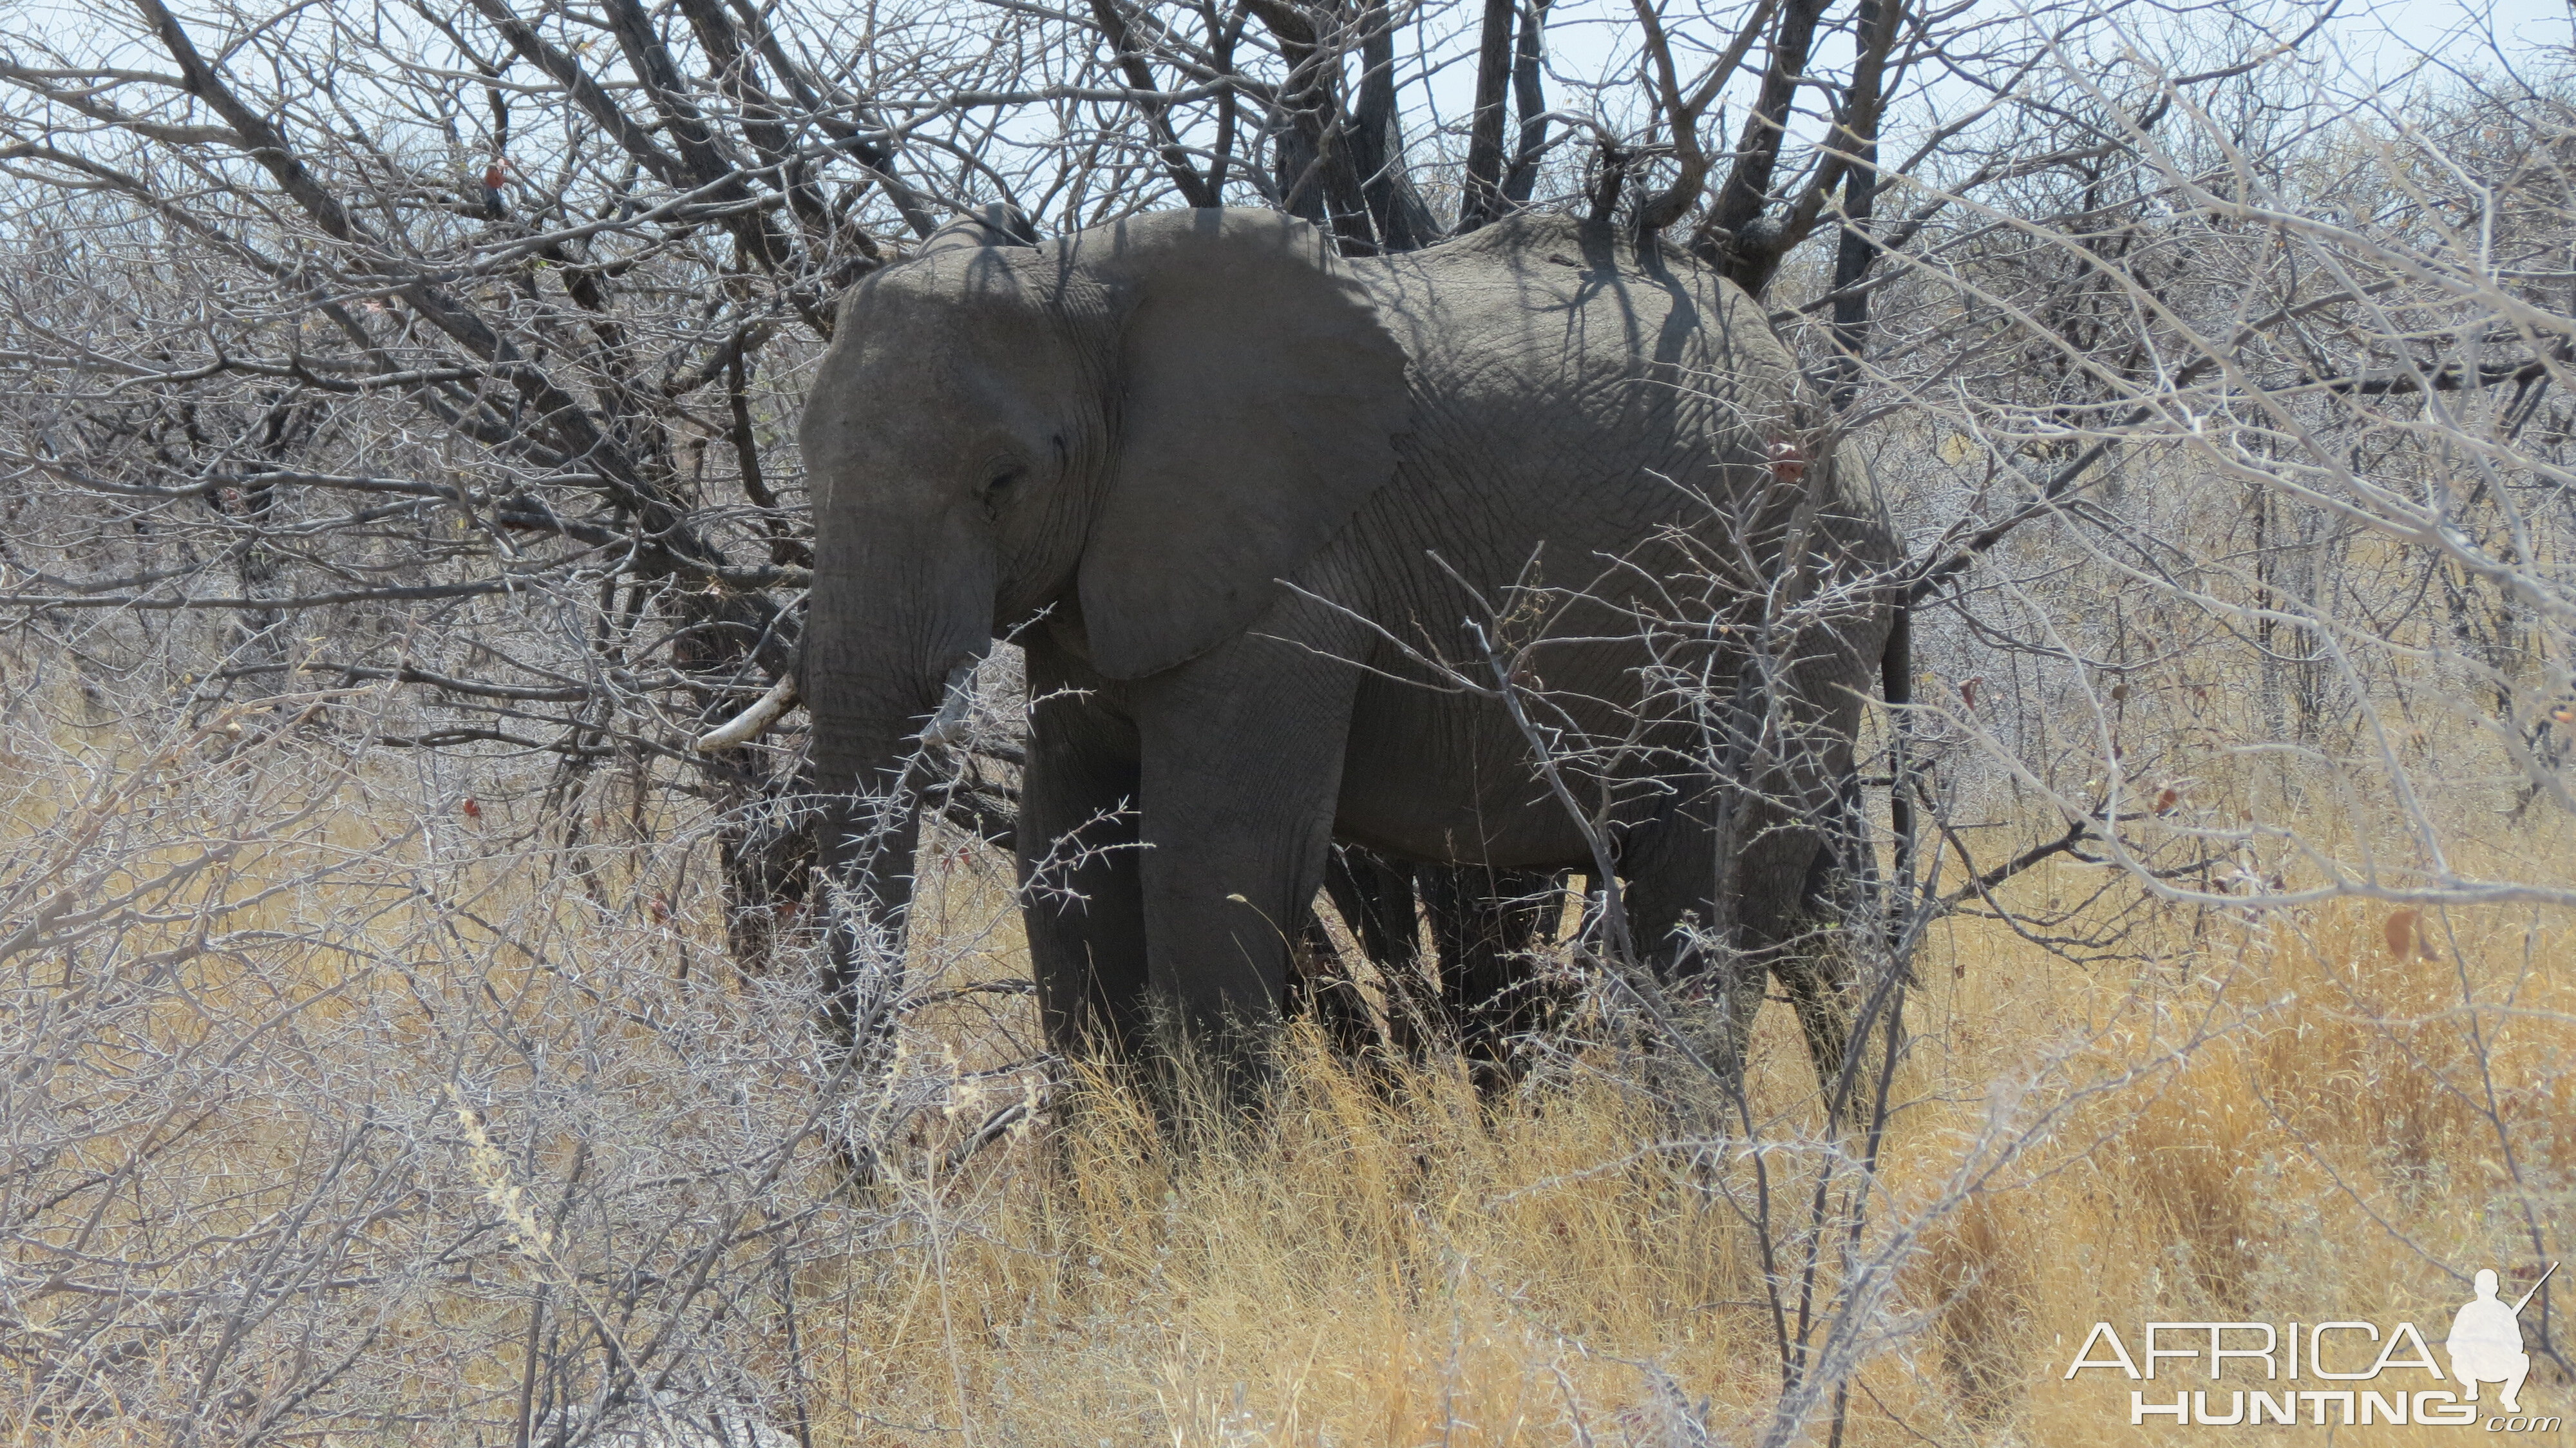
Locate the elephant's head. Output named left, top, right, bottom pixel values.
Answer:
left=791, top=208, right=1412, bottom=967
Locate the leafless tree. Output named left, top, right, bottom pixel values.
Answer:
left=5, top=0, right=2570, bottom=1441
left=0, top=0, right=2043, bottom=984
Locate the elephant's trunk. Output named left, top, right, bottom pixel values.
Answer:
left=814, top=807, right=923, bottom=1051
left=802, top=531, right=994, bottom=1048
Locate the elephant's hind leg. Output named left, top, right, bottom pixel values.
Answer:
left=1767, top=868, right=1853, bottom=1100
left=1620, top=795, right=1770, bottom=1080
left=1620, top=782, right=1850, bottom=1095
left=1324, top=846, right=1445, bottom=1057
left=1422, top=865, right=1566, bottom=1083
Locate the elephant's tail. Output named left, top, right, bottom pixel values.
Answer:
left=1880, top=595, right=1917, bottom=975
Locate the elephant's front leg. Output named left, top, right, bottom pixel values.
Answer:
left=1018, top=663, right=1150, bottom=1067
left=1134, top=638, right=1359, bottom=1106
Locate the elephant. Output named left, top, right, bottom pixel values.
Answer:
left=1307, top=849, right=1573, bottom=1075
left=759, top=205, right=1906, bottom=1104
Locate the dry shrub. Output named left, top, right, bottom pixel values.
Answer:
left=2, top=658, right=2568, bottom=1447
left=1, top=680, right=906, bottom=1445
left=800, top=864, right=2571, bottom=1446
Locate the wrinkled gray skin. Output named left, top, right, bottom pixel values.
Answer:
left=803, top=208, right=1899, bottom=1098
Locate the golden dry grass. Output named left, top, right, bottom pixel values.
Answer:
left=3, top=689, right=2570, bottom=1447
left=817, top=844, right=2576, bottom=1447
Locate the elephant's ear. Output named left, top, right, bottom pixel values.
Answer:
left=1073, top=209, right=1410, bottom=680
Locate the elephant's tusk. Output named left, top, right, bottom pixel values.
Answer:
left=918, top=661, right=979, bottom=750
left=694, top=672, right=801, bottom=751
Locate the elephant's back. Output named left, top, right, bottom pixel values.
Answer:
left=1316, top=220, right=1819, bottom=858
left=1353, top=217, right=1805, bottom=555
left=1355, top=215, right=1801, bottom=427
left=1341, top=214, right=1812, bottom=612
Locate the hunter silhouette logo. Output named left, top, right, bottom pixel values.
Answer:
left=2063, top=1262, right=2559, bottom=1429
left=2450, top=1265, right=2552, bottom=1415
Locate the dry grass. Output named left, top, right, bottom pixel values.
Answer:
left=819, top=853, right=2575, bottom=1447
left=3, top=685, right=2570, bottom=1447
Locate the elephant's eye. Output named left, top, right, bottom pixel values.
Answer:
left=980, top=467, right=1024, bottom=517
